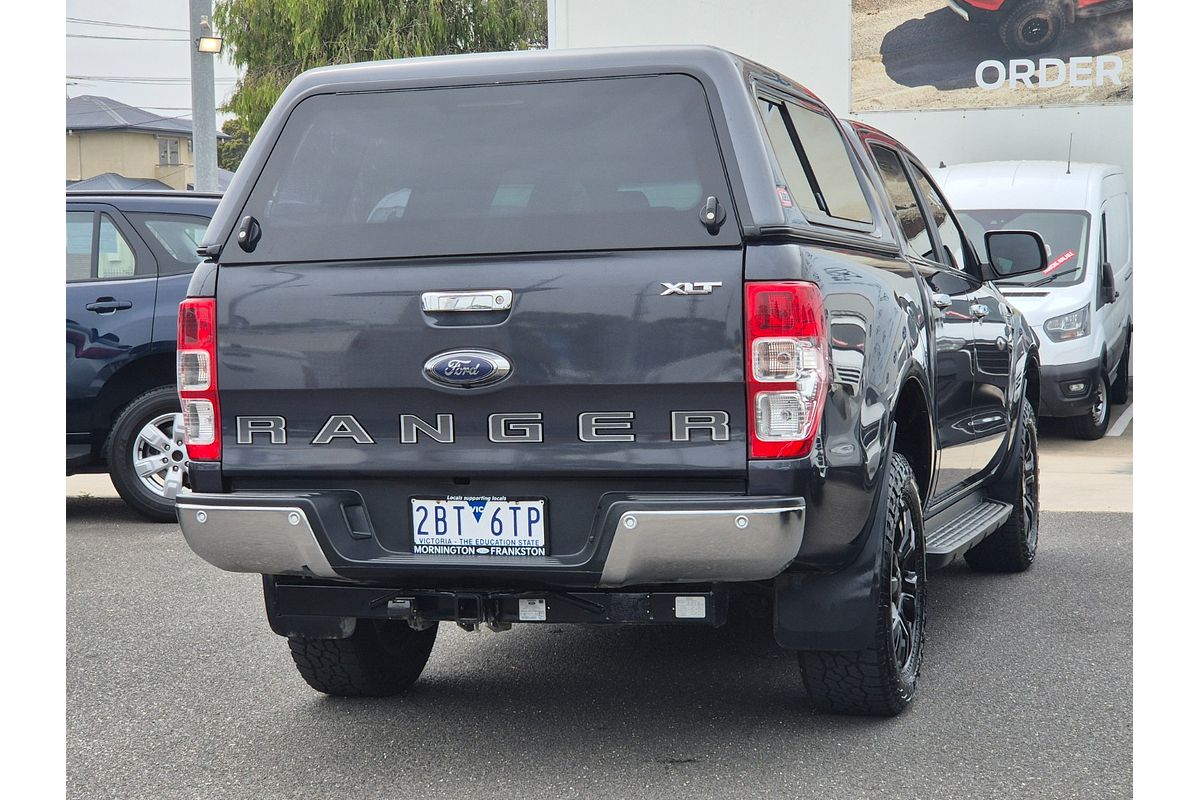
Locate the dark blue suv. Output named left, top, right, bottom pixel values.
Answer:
left=67, top=191, right=219, bottom=520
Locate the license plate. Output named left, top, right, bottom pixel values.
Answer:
left=411, top=496, right=547, bottom=557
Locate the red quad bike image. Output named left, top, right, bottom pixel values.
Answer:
left=948, top=0, right=1133, bottom=53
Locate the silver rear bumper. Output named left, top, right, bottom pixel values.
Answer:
left=177, top=502, right=339, bottom=579
left=177, top=495, right=805, bottom=586
left=599, top=500, right=805, bottom=586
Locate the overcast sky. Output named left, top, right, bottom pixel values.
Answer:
left=66, top=0, right=243, bottom=124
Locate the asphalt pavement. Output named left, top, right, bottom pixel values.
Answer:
left=67, top=498, right=1131, bottom=800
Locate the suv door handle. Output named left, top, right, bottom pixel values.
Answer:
left=969, top=303, right=989, bottom=319
left=85, top=297, right=133, bottom=314
left=931, top=293, right=953, bottom=309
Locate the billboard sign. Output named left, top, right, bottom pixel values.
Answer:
left=851, top=1, right=1133, bottom=112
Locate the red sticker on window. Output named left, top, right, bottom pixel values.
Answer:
left=1043, top=249, right=1077, bottom=275
left=776, top=186, right=793, bottom=208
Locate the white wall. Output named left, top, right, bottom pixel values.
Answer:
left=551, top=0, right=1132, bottom=186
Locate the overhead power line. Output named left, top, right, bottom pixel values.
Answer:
left=66, top=16, right=188, bottom=33
left=68, top=34, right=189, bottom=42
left=67, top=74, right=238, bottom=85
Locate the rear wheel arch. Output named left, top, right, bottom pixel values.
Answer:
left=891, top=377, right=933, bottom=507
left=91, top=352, right=177, bottom=449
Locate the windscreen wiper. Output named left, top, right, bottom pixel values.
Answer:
left=1026, top=266, right=1081, bottom=289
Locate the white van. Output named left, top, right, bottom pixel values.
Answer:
left=934, top=161, right=1132, bottom=438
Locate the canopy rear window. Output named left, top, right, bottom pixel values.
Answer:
left=228, top=75, right=738, bottom=262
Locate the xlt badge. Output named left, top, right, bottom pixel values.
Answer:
left=660, top=281, right=722, bottom=296
left=423, top=349, right=512, bottom=389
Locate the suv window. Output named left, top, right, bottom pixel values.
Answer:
left=127, top=213, right=208, bottom=275
left=911, top=166, right=969, bottom=271
left=758, top=97, right=872, bottom=226
left=232, top=75, right=738, bottom=263
left=97, top=215, right=137, bottom=279
left=66, top=211, right=93, bottom=282
left=66, top=211, right=139, bottom=282
left=870, top=145, right=934, bottom=260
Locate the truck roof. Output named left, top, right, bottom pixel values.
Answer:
left=932, top=161, right=1123, bottom=212
left=205, top=45, right=849, bottom=256
left=287, top=44, right=753, bottom=90
left=66, top=190, right=222, bottom=214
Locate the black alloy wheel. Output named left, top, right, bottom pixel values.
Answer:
left=890, top=503, right=923, bottom=676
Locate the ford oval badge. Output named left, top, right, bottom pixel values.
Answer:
left=423, top=349, right=512, bottom=389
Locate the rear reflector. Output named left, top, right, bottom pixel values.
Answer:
left=177, top=298, right=221, bottom=460
left=745, top=282, right=828, bottom=459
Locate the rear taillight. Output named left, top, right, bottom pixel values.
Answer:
left=177, top=298, right=220, bottom=460
left=745, top=282, right=828, bottom=459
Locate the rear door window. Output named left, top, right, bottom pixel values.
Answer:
left=229, top=75, right=738, bottom=262
left=96, top=215, right=138, bottom=279
left=757, top=97, right=873, bottom=227
left=66, top=211, right=94, bottom=282
left=66, top=210, right=143, bottom=281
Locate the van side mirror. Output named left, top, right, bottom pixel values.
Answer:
left=1100, top=261, right=1117, bottom=306
left=984, top=230, right=1048, bottom=279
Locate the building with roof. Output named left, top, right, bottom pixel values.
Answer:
left=66, top=95, right=228, bottom=191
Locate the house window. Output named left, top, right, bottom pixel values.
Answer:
left=159, top=137, right=180, bottom=166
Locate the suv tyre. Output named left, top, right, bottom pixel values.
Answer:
left=798, top=453, right=926, bottom=716
left=288, top=620, right=439, bottom=697
left=107, top=385, right=189, bottom=522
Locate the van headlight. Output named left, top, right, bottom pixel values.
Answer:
left=1043, top=305, right=1090, bottom=342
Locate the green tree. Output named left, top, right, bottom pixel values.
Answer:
left=214, top=0, right=547, bottom=135
left=217, top=117, right=251, bottom=171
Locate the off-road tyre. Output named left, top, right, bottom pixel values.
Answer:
left=1000, top=0, right=1067, bottom=53
left=1110, top=330, right=1131, bottom=405
left=1070, top=373, right=1110, bottom=440
left=966, top=398, right=1040, bottom=573
left=288, top=620, right=438, bottom=697
left=798, top=453, right=926, bottom=716
left=107, top=385, right=187, bottom=522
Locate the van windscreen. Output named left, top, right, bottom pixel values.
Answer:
left=229, top=75, right=738, bottom=262
left=959, top=209, right=1090, bottom=287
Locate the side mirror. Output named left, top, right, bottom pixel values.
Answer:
left=1100, top=261, right=1117, bottom=306
left=984, top=230, right=1048, bottom=279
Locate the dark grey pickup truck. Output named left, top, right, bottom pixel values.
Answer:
left=176, top=46, right=1048, bottom=716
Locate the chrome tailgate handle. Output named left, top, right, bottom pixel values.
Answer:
left=421, top=289, right=513, bottom=312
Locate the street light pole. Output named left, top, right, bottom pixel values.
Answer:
left=189, top=0, right=218, bottom=191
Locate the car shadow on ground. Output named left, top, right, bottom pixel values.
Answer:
left=66, top=495, right=162, bottom=525
left=272, top=565, right=997, bottom=747
left=879, top=8, right=1133, bottom=92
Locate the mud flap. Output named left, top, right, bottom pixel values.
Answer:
left=772, top=440, right=892, bottom=652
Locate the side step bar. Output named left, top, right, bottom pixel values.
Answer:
left=925, top=499, right=1012, bottom=569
